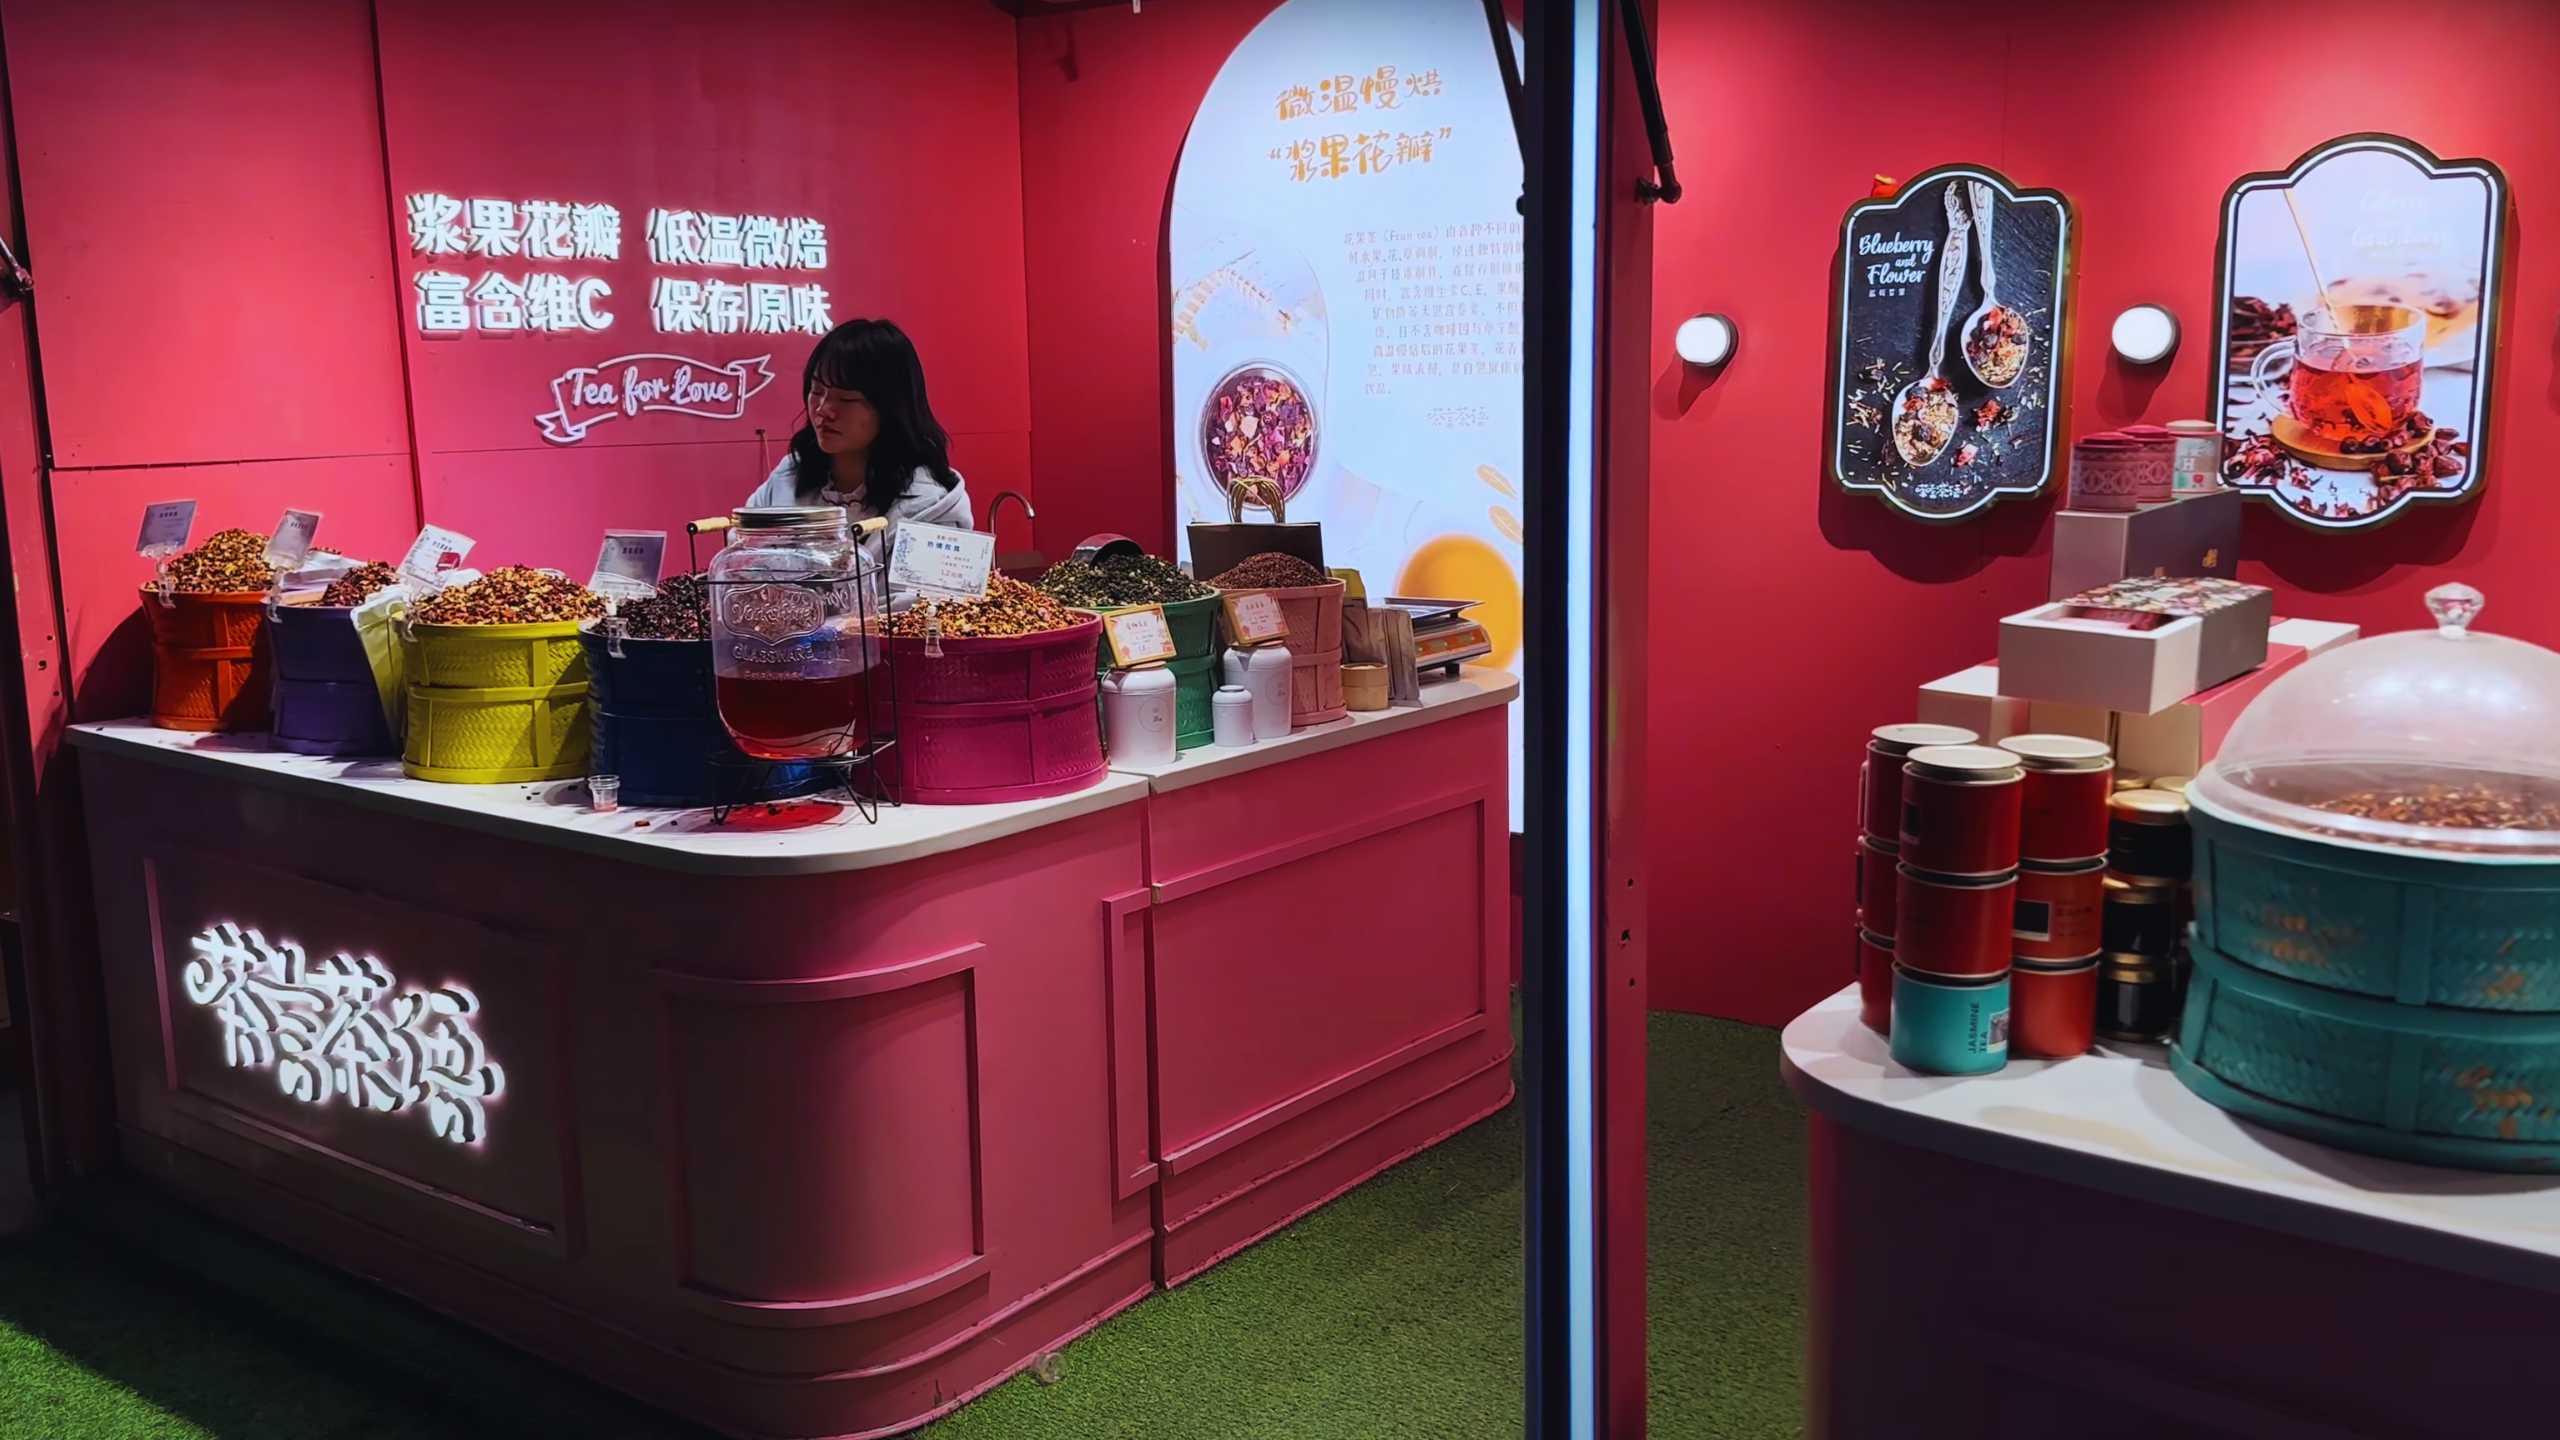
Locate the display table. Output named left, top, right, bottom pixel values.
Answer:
left=1782, top=986, right=2560, bottom=1438
left=67, top=670, right=1514, bottom=1440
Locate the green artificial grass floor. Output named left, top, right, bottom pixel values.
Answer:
left=0, top=1013, right=1805, bottom=1438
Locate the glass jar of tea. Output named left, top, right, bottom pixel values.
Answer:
left=707, top=506, right=881, bottom=761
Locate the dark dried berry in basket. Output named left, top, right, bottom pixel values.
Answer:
left=158, top=529, right=276, bottom=594
left=410, top=566, right=606, bottom=626
left=618, top=574, right=710, bottom=640
left=1038, top=552, right=1211, bottom=609
left=318, top=561, right=399, bottom=608
left=878, top=576, right=1083, bottom=639
left=1209, top=552, right=1327, bottom=589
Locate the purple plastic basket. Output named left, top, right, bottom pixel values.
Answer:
left=267, top=602, right=394, bottom=756
left=875, top=617, right=1105, bottom=805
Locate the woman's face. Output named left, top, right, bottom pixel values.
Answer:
left=807, top=382, right=879, bottom=456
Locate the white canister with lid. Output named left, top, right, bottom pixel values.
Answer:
left=1100, top=663, right=1178, bottom=765
left=1223, top=643, right=1292, bottom=740
left=1212, top=685, right=1256, bottom=747
left=2165, top=420, right=2224, bottom=494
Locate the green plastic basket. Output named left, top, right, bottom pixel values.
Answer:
left=2192, top=797, right=2560, bottom=1012
left=2174, top=942, right=2560, bottom=1171
left=1082, top=592, right=1220, bottom=748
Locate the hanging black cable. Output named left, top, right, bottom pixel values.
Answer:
left=1615, top=0, right=1680, bottom=203
left=1479, top=0, right=1526, bottom=168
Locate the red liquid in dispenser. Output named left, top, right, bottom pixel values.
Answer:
left=715, top=672, right=869, bottom=759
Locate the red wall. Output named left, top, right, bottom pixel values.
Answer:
left=2, top=0, right=1031, bottom=720
left=1013, top=0, right=1281, bottom=559
left=1647, top=0, right=2560, bottom=1023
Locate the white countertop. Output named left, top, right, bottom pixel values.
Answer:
left=1109, top=668, right=1516, bottom=793
left=66, top=667, right=1514, bottom=876
left=69, top=722, right=1151, bottom=878
left=1781, top=986, right=2560, bottom=1294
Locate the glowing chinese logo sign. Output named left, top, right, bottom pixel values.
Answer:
left=402, top=192, right=835, bottom=339
left=180, top=922, right=504, bottom=1145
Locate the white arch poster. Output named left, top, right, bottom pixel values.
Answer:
left=1170, top=0, right=1526, bottom=815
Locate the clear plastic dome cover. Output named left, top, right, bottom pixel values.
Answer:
left=2191, top=584, right=2560, bottom=858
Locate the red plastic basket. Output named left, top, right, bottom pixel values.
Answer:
left=142, top=588, right=273, bottom=733
left=876, top=617, right=1107, bottom=804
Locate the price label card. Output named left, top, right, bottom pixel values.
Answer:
left=1103, top=605, right=1178, bottom=667
left=400, top=524, right=477, bottom=589
left=1222, top=589, right=1291, bottom=646
left=888, top=520, right=996, bottom=601
left=265, top=508, right=323, bottom=570
left=588, top=529, right=667, bottom=602
left=135, top=499, right=197, bottom=558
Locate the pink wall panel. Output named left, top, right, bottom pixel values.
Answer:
left=374, top=0, right=1033, bottom=573
left=54, top=457, right=419, bottom=722
left=2, top=0, right=412, bottom=468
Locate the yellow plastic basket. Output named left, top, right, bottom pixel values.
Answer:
left=401, top=619, right=592, bottom=783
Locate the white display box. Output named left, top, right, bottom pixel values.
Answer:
left=2269, top=617, right=2359, bottom=658
left=1915, top=664, right=2029, bottom=742
left=2025, top=700, right=2115, bottom=745
left=1998, top=582, right=2273, bottom=716
left=2048, top=490, right=2243, bottom=601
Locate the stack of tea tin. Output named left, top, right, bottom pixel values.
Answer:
left=2099, top=780, right=2194, bottom=1041
left=1853, top=724, right=1977, bottom=1036
left=1999, top=735, right=2117, bottom=1060
left=1856, top=724, right=2123, bottom=1075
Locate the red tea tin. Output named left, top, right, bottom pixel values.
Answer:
left=1894, top=864, right=2017, bottom=978
left=1856, top=833, right=1899, bottom=936
left=1898, top=744, right=2023, bottom=876
left=1855, top=926, right=1893, bottom=1034
left=1999, top=733, right=2115, bottom=863
left=2011, top=857, right=2107, bottom=960
left=1863, top=723, right=1976, bottom=843
left=2012, top=955, right=2098, bottom=1058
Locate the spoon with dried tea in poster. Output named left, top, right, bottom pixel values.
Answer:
left=1960, top=179, right=2027, bottom=389
left=1890, top=184, right=1970, bottom=469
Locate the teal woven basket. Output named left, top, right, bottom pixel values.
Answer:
left=2173, top=943, right=2560, bottom=1171
left=2192, top=797, right=2560, bottom=1012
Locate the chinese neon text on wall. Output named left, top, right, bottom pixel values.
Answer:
left=404, top=193, right=835, bottom=339
left=180, top=921, right=505, bottom=1145
left=1268, top=64, right=1449, bottom=183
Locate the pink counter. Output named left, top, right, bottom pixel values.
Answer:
left=68, top=670, right=1515, bottom=1440
left=1781, top=986, right=2559, bottom=1438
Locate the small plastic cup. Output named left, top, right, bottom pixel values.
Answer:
left=588, top=773, right=621, bottom=813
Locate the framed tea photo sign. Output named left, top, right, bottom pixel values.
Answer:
left=2213, top=133, right=2509, bottom=529
left=1829, top=165, right=2074, bottom=521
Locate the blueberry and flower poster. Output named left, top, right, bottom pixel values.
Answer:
left=1169, top=0, right=1525, bottom=809
left=1829, top=166, right=2073, bottom=521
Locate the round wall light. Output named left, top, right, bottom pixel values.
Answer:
left=1675, top=312, right=1737, bottom=368
left=2111, top=304, right=2180, bottom=365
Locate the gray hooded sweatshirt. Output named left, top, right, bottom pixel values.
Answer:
left=744, top=458, right=974, bottom=606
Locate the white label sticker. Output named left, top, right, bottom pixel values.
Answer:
left=1104, top=605, right=1178, bottom=667
left=887, top=520, right=995, bottom=601
left=400, top=524, right=477, bottom=588
left=1223, top=589, right=1291, bottom=645
left=588, top=529, right=667, bottom=602
left=1987, top=1009, right=2010, bottom=1052
left=265, top=508, right=323, bottom=570
left=135, top=499, right=197, bottom=558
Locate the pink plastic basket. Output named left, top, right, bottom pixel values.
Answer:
left=876, top=617, right=1107, bottom=804
left=1224, top=579, right=1346, bottom=727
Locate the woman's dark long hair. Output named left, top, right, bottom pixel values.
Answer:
left=786, top=318, right=956, bottom=508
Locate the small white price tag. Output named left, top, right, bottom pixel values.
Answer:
left=135, top=499, right=197, bottom=558
left=588, top=529, right=667, bottom=603
left=1222, top=589, right=1291, bottom=646
left=1103, top=605, right=1178, bottom=667
left=887, top=520, right=996, bottom=601
left=400, top=524, right=477, bottom=589
left=265, top=508, right=323, bottom=570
